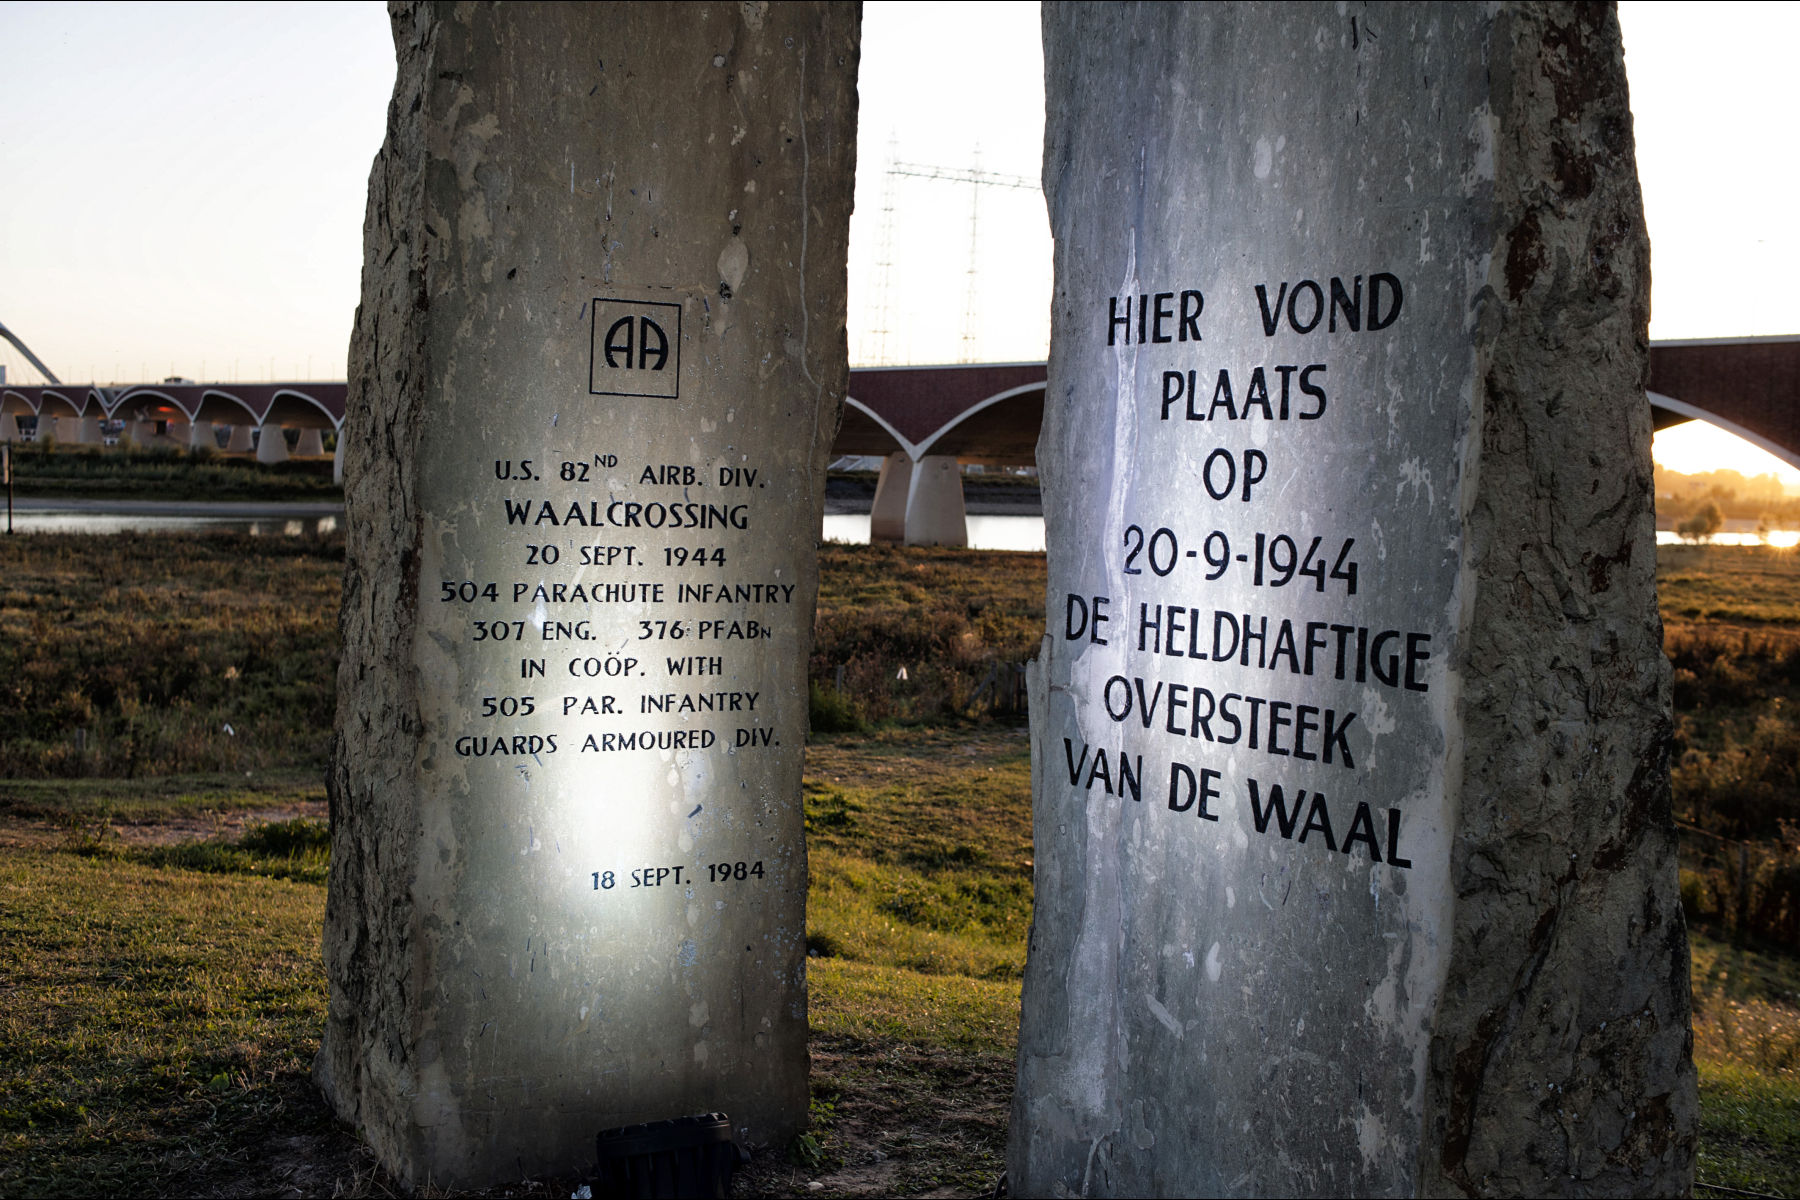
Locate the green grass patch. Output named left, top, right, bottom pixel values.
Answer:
left=1689, top=931, right=1800, bottom=1195
left=0, top=848, right=334, bottom=1197
left=0, top=533, right=341, bottom=778
left=68, top=817, right=331, bottom=886
left=1660, top=543, right=1800, bottom=625
left=5, top=441, right=340, bottom=503
left=0, top=772, right=323, bottom=824
left=807, top=957, right=1020, bottom=1052
left=804, top=728, right=1034, bottom=981
left=812, top=542, right=1044, bottom=725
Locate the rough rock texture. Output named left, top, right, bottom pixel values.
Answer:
left=318, top=2, right=858, bottom=1187
left=1012, top=4, right=1693, bottom=1196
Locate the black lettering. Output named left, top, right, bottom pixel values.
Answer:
left=1133, top=677, right=1163, bottom=730
left=1138, top=603, right=1163, bottom=654
left=1179, top=290, right=1203, bottom=341
left=1369, top=272, right=1404, bottom=330
left=604, top=315, right=635, bottom=367
left=1255, top=282, right=1287, bottom=336
left=1207, top=370, right=1237, bottom=421
left=1406, top=633, right=1431, bottom=692
left=1298, top=793, right=1337, bottom=850
left=1329, top=275, right=1362, bottom=332
left=1343, top=802, right=1383, bottom=861
left=1294, top=705, right=1319, bottom=761
left=1152, top=292, right=1175, bottom=343
left=637, top=317, right=669, bottom=370
left=1108, top=295, right=1131, bottom=345
left=1323, top=709, right=1356, bottom=768
left=1371, top=630, right=1401, bottom=687
left=1241, top=368, right=1273, bottom=419
left=1298, top=365, right=1328, bottom=419
left=1287, top=279, right=1324, bottom=333
left=1161, top=371, right=1184, bottom=420
left=1386, top=808, right=1413, bottom=868
left=1248, top=779, right=1301, bottom=838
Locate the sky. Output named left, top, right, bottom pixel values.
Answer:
left=0, top=1, right=1795, bottom=478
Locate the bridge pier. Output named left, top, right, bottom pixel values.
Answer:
left=78, top=418, right=102, bottom=445
left=188, top=420, right=215, bottom=451
left=255, top=424, right=289, bottom=463
left=295, top=427, right=326, bottom=457
left=226, top=424, right=255, bottom=453
left=0, top=414, right=19, bottom=442
left=904, top=455, right=968, bottom=548
left=870, top=452, right=913, bottom=543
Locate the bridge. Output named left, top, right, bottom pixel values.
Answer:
left=839, top=336, right=1800, bottom=545
left=1, top=382, right=346, bottom=473
left=3, top=336, right=1791, bottom=540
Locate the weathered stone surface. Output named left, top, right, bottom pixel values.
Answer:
left=1012, top=4, right=1694, bottom=1195
left=317, top=2, right=858, bottom=1186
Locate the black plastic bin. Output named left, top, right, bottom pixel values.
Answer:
left=594, top=1112, right=746, bottom=1199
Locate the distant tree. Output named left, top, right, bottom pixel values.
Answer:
left=1678, top=501, right=1725, bottom=543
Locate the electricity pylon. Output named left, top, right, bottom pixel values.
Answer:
left=873, top=155, right=1036, bottom=365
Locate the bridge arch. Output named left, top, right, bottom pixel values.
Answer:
left=914, top=380, right=1046, bottom=461
left=194, top=388, right=265, bottom=426
left=109, top=387, right=189, bottom=422
left=1648, top=392, right=1800, bottom=475
left=265, top=388, right=343, bottom=429
left=35, top=388, right=92, bottom=419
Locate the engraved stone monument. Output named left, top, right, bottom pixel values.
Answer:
left=1012, top=4, right=1695, bottom=1194
left=317, top=3, right=859, bottom=1186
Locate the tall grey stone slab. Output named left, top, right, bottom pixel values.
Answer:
left=1013, top=4, right=1694, bottom=1195
left=317, top=3, right=858, bottom=1186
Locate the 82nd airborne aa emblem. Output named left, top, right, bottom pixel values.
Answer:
left=589, top=298, right=680, bottom=399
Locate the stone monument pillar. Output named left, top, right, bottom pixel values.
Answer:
left=318, top=2, right=858, bottom=1188
left=1011, top=4, right=1695, bottom=1195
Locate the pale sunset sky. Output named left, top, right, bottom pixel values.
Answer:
left=0, top=2, right=1794, bottom=480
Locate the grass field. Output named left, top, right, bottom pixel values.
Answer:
left=0, top=533, right=1797, bottom=1195
left=3, top=442, right=340, bottom=503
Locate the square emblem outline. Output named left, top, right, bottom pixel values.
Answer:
left=588, top=297, right=682, bottom=399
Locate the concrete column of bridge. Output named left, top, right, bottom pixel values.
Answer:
left=870, top=452, right=914, bottom=543
left=295, top=427, right=325, bottom=456
left=226, top=424, right=254, bottom=452
left=1, top=414, right=20, bottom=441
left=255, top=425, right=289, bottom=463
left=78, top=418, right=102, bottom=445
left=130, top=420, right=157, bottom=446
left=52, top=417, right=80, bottom=442
left=903, top=455, right=968, bottom=547
left=165, top=421, right=190, bottom=446
left=188, top=420, right=215, bottom=451
left=332, top=431, right=345, bottom=485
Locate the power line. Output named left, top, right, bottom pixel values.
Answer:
left=872, top=156, right=1039, bottom=366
